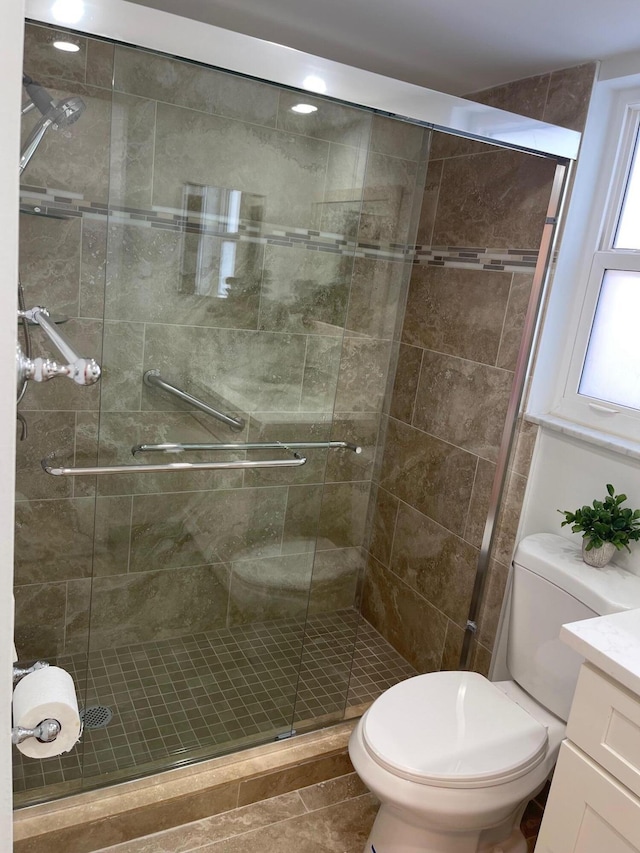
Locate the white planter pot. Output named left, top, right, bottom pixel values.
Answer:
left=582, top=540, right=617, bottom=568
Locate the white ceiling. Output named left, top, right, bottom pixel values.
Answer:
left=129, top=0, right=640, bottom=94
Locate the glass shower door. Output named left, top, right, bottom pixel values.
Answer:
left=14, top=22, right=429, bottom=802
left=77, top=43, right=377, bottom=784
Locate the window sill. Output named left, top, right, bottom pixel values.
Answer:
left=526, top=413, right=640, bottom=462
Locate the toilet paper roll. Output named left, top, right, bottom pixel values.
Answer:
left=12, top=666, right=81, bottom=758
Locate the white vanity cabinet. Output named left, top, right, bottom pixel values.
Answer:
left=536, top=610, right=640, bottom=853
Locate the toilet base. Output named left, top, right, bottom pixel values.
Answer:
left=363, top=804, right=528, bottom=853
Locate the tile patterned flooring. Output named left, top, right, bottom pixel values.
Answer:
left=89, top=773, right=547, bottom=853
left=13, top=610, right=416, bottom=803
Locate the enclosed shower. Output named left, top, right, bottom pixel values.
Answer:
left=13, top=10, right=578, bottom=812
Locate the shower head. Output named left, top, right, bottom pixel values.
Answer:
left=19, top=73, right=86, bottom=175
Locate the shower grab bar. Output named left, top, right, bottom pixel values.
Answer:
left=131, top=440, right=363, bottom=455
left=143, top=370, right=245, bottom=432
left=18, top=306, right=101, bottom=386
left=41, top=452, right=306, bottom=477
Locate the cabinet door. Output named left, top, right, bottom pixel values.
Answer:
left=536, top=742, right=640, bottom=853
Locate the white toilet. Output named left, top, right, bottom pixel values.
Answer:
left=349, top=532, right=640, bottom=853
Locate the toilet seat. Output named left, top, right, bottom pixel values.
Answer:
left=362, top=671, right=548, bottom=789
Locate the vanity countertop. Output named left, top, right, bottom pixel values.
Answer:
left=562, top=608, right=640, bottom=697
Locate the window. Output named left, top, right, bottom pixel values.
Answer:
left=553, top=88, right=640, bottom=443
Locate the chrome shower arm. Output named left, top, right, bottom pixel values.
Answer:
left=18, top=307, right=101, bottom=386
left=19, top=117, right=52, bottom=175
left=24, top=307, right=79, bottom=363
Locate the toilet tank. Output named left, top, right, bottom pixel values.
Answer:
left=508, top=533, right=640, bottom=721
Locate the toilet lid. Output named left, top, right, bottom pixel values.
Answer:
left=362, top=671, right=548, bottom=788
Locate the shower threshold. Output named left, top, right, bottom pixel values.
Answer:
left=13, top=610, right=416, bottom=806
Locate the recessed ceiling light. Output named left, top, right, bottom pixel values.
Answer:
left=302, top=75, right=327, bottom=94
left=51, top=0, right=85, bottom=25
left=53, top=40, right=81, bottom=52
left=291, top=103, right=318, bottom=115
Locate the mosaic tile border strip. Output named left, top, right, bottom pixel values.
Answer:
left=413, top=246, right=539, bottom=272
left=19, top=185, right=541, bottom=273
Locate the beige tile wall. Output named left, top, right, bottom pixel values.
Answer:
left=15, top=24, right=428, bottom=659
left=364, top=64, right=597, bottom=673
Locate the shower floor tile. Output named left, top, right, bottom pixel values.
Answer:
left=13, top=610, right=416, bottom=803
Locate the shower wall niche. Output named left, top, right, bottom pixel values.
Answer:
left=14, top=23, right=427, bottom=802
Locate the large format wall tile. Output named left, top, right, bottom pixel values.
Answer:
left=100, top=321, right=146, bottom=412
left=345, top=259, right=408, bottom=341
left=64, top=578, right=92, bottom=655
left=109, top=92, right=157, bottom=208
left=21, top=81, right=112, bottom=202
left=14, top=498, right=96, bottom=584
left=470, top=74, right=549, bottom=122
left=432, top=148, right=556, bottom=248
left=317, top=482, right=370, bottom=550
left=370, top=115, right=427, bottom=161
left=129, top=487, right=288, bottom=571
left=114, top=46, right=280, bottom=128
left=152, top=103, right=329, bottom=227
left=334, top=338, right=392, bottom=414
left=359, top=152, right=418, bottom=243
left=308, top=548, right=363, bottom=614
left=543, top=64, right=597, bottom=132
left=389, top=343, right=422, bottom=424
left=362, top=555, right=447, bottom=673
left=390, top=502, right=478, bottom=625
left=15, top=410, right=76, bottom=501
left=496, top=274, right=534, bottom=371
left=413, top=351, right=514, bottom=462
left=367, top=485, right=399, bottom=569
left=325, top=413, right=379, bottom=483
left=259, top=246, right=353, bottom=335
left=402, top=266, right=511, bottom=364
left=321, top=143, right=368, bottom=237
left=282, top=484, right=323, bottom=554
left=79, top=218, right=108, bottom=319
left=23, top=25, right=87, bottom=83
left=86, top=38, right=114, bottom=89
left=379, top=418, right=477, bottom=536
left=228, top=553, right=315, bottom=625
left=143, top=324, right=308, bottom=415
left=106, top=223, right=264, bottom=330
left=243, top=413, right=331, bottom=488
left=14, top=581, right=67, bottom=659
left=84, top=565, right=231, bottom=650
left=15, top=494, right=131, bottom=585
left=299, top=337, right=342, bottom=413
left=19, top=214, right=81, bottom=317
left=277, top=92, right=371, bottom=148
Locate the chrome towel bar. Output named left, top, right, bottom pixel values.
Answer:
left=131, top=440, right=363, bottom=455
left=41, top=454, right=306, bottom=477
left=143, top=369, right=245, bottom=432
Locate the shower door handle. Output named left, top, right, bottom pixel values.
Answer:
left=41, top=454, right=306, bottom=476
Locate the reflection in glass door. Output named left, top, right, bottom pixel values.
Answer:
left=14, top=22, right=427, bottom=803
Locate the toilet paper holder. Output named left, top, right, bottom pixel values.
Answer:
left=13, top=659, right=50, bottom=685
left=11, top=660, right=61, bottom=746
left=12, top=718, right=61, bottom=746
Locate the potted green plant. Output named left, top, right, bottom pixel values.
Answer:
left=558, top=484, right=640, bottom=567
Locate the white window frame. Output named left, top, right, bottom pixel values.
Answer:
left=541, top=78, right=640, bottom=445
